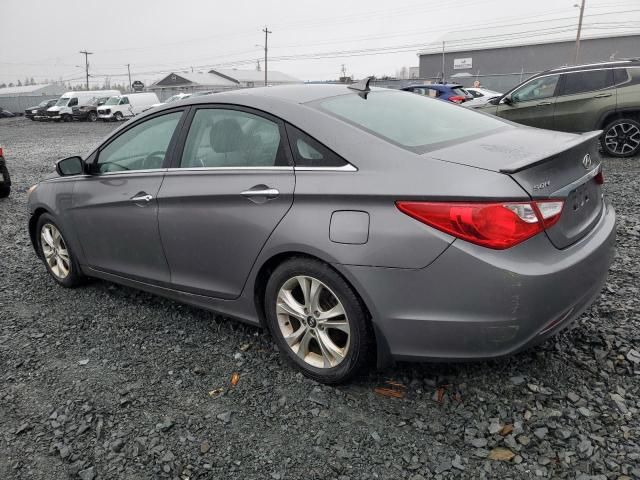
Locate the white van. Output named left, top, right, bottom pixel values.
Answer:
left=97, top=93, right=160, bottom=121
left=46, top=90, right=121, bottom=122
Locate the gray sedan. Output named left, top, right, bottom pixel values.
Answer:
left=27, top=82, right=616, bottom=383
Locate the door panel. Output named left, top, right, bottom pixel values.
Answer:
left=72, top=172, right=170, bottom=282
left=157, top=106, right=294, bottom=299
left=157, top=170, right=294, bottom=298
left=496, top=99, right=556, bottom=129
left=71, top=111, right=184, bottom=283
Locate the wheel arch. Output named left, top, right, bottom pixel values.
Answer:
left=29, top=207, right=50, bottom=258
left=598, top=108, right=640, bottom=129
left=252, top=250, right=392, bottom=368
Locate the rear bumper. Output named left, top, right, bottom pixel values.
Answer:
left=338, top=200, right=616, bottom=362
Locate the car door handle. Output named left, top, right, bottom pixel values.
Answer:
left=240, top=187, right=279, bottom=199
left=594, top=93, right=612, bottom=98
left=131, top=193, right=153, bottom=202
left=536, top=101, right=553, bottom=106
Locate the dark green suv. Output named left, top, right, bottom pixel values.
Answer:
left=476, top=60, right=640, bottom=157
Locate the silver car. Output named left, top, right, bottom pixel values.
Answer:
left=27, top=82, right=616, bottom=383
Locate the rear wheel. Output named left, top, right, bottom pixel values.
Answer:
left=36, top=214, right=84, bottom=287
left=602, top=118, right=640, bottom=157
left=264, top=258, right=372, bottom=384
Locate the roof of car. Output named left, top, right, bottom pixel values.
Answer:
left=540, top=59, right=640, bottom=75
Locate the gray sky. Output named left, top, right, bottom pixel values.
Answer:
left=1, top=0, right=639, bottom=86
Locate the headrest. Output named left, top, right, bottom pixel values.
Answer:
left=210, top=118, right=243, bottom=153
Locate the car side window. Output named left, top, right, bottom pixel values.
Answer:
left=285, top=124, right=348, bottom=168
left=512, top=74, right=560, bottom=102
left=120, top=97, right=130, bottom=105
left=613, top=68, right=630, bottom=86
left=68, top=98, right=78, bottom=107
left=96, top=112, right=182, bottom=173
left=560, top=69, right=613, bottom=96
left=180, top=108, right=288, bottom=168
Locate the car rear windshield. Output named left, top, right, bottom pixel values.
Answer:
left=314, top=90, right=506, bottom=153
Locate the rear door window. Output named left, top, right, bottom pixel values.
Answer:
left=613, top=68, right=630, bottom=85
left=560, top=69, right=614, bottom=96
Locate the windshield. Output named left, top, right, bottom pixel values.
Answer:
left=105, top=97, right=121, bottom=105
left=38, top=100, right=49, bottom=107
left=452, top=87, right=470, bottom=97
left=316, top=90, right=507, bottom=153
left=55, top=97, right=70, bottom=106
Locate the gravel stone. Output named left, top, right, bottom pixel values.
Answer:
left=1, top=118, right=639, bottom=479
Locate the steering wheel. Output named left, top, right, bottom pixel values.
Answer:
left=141, top=150, right=166, bottom=170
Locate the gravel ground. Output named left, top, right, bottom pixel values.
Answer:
left=1, top=117, right=639, bottom=480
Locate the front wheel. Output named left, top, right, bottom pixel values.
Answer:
left=63, top=114, right=73, bottom=122
left=602, top=118, right=640, bottom=157
left=37, top=214, right=84, bottom=287
left=0, top=162, right=10, bottom=198
left=114, top=112, right=123, bottom=121
left=264, top=258, right=373, bottom=384
left=88, top=111, right=97, bottom=122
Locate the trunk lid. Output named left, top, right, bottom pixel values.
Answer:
left=426, top=128, right=604, bottom=249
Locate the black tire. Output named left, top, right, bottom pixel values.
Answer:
left=601, top=118, right=640, bottom=158
left=63, top=114, right=73, bottom=122
left=36, top=213, right=85, bottom=288
left=114, top=112, right=123, bottom=121
left=88, top=111, right=97, bottom=122
left=264, top=257, right=373, bottom=384
left=0, top=163, right=10, bottom=198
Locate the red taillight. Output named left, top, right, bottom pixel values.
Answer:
left=594, top=170, right=604, bottom=185
left=396, top=200, right=564, bottom=250
left=449, top=95, right=466, bottom=104
left=0, top=147, right=3, bottom=157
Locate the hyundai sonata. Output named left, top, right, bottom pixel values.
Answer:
left=27, top=81, right=616, bottom=383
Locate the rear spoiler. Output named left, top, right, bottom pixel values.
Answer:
left=499, top=130, right=602, bottom=174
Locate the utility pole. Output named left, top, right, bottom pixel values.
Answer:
left=441, top=41, right=446, bottom=83
left=79, top=50, right=93, bottom=90
left=574, top=0, right=586, bottom=64
left=262, top=26, right=272, bottom=86
left=126, top=64, right=132, bottom=92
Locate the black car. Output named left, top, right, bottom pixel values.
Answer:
left=25, top=99, right=58, bottom=121
left=0, top=147, right=10, bottom=198
left=0, top=108, right=16, bottom=118
left=73, top=96, right=110, bottom=122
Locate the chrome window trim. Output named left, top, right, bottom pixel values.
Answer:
left=550, top=165, right=600, bottom=197
left=166, top=166, right=294, bottom=172
left=294, top=164, right=357, bottom=172
left=96, top=168, right=168, bottom=176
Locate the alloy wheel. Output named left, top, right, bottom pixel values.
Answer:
left=605, top=122, right=640, bottom=155
left=276, top=275, right=350, bottom=369
left=40, top=223, right=70, bottom=279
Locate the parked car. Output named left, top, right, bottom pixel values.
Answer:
left=401, top=83, right=472, bottom=104
left=25, top=99, right=58, bottom=120
left=475, top=60, right=640, bottom=157
left=27, top=83, right=615, bottom=383
left=463, top=87, right=503, bottom=108
left=97, top=92, right=159, bottom=121
left=73, top=96, right=110, bottom=122
left=0, top=147, right=10, bottom=198
left=46, top=90, right=121, bottom=122
left=0, top=108, right=16, bottom=118
left=147, top=92, right=192, bottom=111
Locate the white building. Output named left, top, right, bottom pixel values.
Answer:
left=148, top=69, right=301, bottom=101
left=0, top=83, right=67, bottom=113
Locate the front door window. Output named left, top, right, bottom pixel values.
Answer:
left=512, top=75, right=560, bottom=103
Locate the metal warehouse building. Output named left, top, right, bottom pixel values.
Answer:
left=418, top=33, right=640, bottom=92
left=0, top=83, right=67, bottom=114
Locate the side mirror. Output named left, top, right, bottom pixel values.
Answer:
left=56, top=156, right=84, bottom=176
left=501, top=95, right=513, bottom=106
